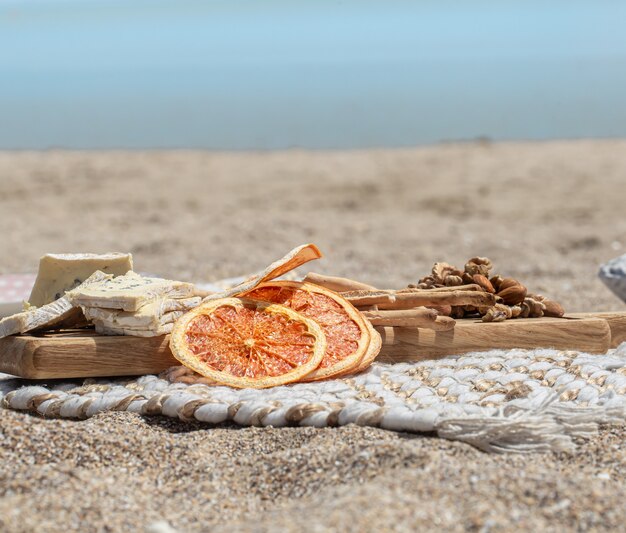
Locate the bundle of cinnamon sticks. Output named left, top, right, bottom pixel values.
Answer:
left=304, top=257, right=565, bottom=333
left=302, top=273, right=475, bottom=331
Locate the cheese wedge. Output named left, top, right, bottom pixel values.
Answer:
left=83, top=297, right=200, bottom=328
left=67, top=272, right=196, bottom=312
left=28, top=252, right=133, bottom=307
left=0, top=271, right=112, bottom=339
left=94, top=321, right=174, bottom=338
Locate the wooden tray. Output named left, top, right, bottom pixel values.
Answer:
left=1, top=312, right=625, bottom=379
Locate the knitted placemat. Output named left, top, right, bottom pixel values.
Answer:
left=3, top=344, right=626, bottom=453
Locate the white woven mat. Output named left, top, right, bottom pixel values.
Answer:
left=3, top=344, right=626, bottom=453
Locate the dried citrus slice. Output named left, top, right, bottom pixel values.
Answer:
left=169, top=298, right=326, bottom=389
left=243, top=281, right=376, bottom=380
left=204, top=243, right=322, bottom=301
left=338, top=321, right=382, bottom=376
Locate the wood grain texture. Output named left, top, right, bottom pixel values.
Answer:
left=1, top=313, right=624, bottom=379
left=0, top=331, right=178, bottom=379
left=376, top=316, right=612, bottom=362
left=568, top=312, right=626, bottom=347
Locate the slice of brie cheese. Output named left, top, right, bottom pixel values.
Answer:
left=67, top=272, right=196, bottom=312
left=0, top=271, right=112, bottom=339
left=28, top=252, right=133, bottom=307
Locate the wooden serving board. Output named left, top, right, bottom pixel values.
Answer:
left=0, top=332, right=177, bottom=379
left=376, top=312, right=626, bottom=363
left=1, top=312, right=625, bottom=379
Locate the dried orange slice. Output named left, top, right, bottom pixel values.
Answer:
left=339, top=320, right=382, bottom=376
left=205, top=243, right=322, bottom=301
left=243, top=281, right=377, bottom=380
left=169, top=298, right=326, bottom=389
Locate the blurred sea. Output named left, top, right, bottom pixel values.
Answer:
left=1, top=0, right=626, bottom=149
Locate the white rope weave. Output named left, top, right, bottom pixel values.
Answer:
left=3, top=344, right=626, bottom=453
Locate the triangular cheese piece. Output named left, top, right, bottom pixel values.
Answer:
left=0, top=271, right=112, bottom=339
left=68, top=272, right=197, bottom=312
left=28, top=252, right=133, bottom=307
left=83, top=297, right=200, bottom=328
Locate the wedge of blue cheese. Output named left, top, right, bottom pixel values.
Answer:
left=28, top=252, right=133, bottom=307
left=82, top=296, right=201, bottom=329
left=67, top=272, right=197, bottom=312
left=0, top=271, right=112, bottom=339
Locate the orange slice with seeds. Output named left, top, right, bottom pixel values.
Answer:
left=169, top=298, right=326, bottom=389
left=243, top=281, right=378, bottom=380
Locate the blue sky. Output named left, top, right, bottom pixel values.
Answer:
left=1, top=0, right=626, bottom=149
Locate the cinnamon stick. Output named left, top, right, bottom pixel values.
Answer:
left=396, top=284, right=483, bottom=293
left=377, top=290, right=495, bottom=310
left=303, top=272, right=377, bottom=292
left=362, top=308, right=440, bottom=328
left=355, top=304, right=379, bottom=312
left=344, top=289, right=495, bottom=309
left=430, top=316, right=457, bottom=331
left=426, top=305, right=452, bottom=316
left=346, top=294, right=396, bottom=307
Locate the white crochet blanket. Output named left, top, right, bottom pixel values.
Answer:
left=3, top=344, right=626, bottom=453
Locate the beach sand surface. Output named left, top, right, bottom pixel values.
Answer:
left=1, top=140, right=625, bottom=531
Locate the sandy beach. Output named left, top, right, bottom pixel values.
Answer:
left=1, top=140, right=625, bottom=531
